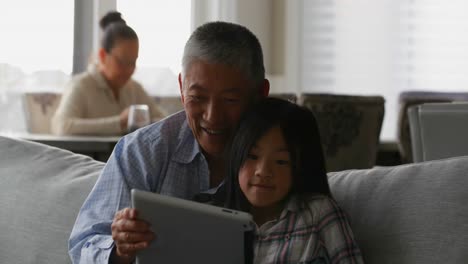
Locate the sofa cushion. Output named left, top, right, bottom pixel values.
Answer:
left=0, top=136, right=103, bottom=264
left=328, top=156, right=468, bottom=264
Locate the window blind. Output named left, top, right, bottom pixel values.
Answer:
left=300, top=0, right=468, bottom=140
left=399, top=0, right=468, bottom=90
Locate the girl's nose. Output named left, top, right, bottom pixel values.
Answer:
left=255, top=159, right=273, bottom=178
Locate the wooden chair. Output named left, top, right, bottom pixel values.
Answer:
left=408, top=102, right=468, bottom=162
left=22, top=92, right=62, bottom=134
left=299, top=93, right=385, bottom=172
left=269, top=93, right=298, bottom=103
left=397, top=91, right=468, bottom=163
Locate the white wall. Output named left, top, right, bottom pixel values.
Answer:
left=191, top=0, right=291, bottom=94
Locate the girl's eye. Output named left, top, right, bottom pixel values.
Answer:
left=247, top=154, right=258, bottom=160
left=225, top=98, right=240, bottom=103
left=276, top=160, right=290, bottom=165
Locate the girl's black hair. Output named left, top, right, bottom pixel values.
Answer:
left=223, top=97, right=331, bottom=211
left=99, top=11, right=138, bottom=52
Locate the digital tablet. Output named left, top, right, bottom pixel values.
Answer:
left=131, top=189, right=255, bottom=264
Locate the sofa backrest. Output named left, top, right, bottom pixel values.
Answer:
left=329, top=156, right=468, bottom=264
left=0, top=136, right=103, bottom=264
left=2, top=133, right=468, bottom=264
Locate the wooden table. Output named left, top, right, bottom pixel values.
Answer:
left=1, top=132, right=121, bottom=162
left=2, top=132, right=403, bottom=166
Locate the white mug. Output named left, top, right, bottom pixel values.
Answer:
left=127, top=104, right=150, bottom=133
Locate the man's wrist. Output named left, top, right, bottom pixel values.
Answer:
left=109, top=246, right=135, bottom=264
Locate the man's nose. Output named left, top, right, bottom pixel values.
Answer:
left=204, top=100, right=223, bottom=124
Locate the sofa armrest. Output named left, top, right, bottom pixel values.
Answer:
left=0, top=136, right=103, bottom=263
left=329, top=156, right=468, bottom=263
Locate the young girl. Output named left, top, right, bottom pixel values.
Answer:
left=223, top=97, right=364, bottom=264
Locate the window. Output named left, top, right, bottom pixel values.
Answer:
left=300, top=0, right=468, bottom=141
left=0, top=0, right=73, bottom=77
left=117, top=0, right=192, bottom=95
left=0, top=0, right=73, bottom=133
left=399, top=0, right=468, bottom=90
left=301, top=0, right=399, bottom=140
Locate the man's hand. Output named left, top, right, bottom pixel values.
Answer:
left=111, top=208, right=155, bottom=263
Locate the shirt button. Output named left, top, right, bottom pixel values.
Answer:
left=285, top=234, right=291, bottom=240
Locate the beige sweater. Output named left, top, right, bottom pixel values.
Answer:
left=52, top=67, right=166, bottom=136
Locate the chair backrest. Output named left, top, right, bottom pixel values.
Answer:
left=408, top=102, right=468, bottom=162
left=152, top=96, right=184, bottom=116
left=22, top=92, right=62, bottom=134
left=397, top=91, right=468, bottom=163
left=299, top=93, right=385, bottom=172
left=23, top=93, right=184, bottom=135
left=268, top=93, right=298, bottom=104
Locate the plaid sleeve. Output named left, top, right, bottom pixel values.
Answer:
left=316, top=197, right=364, bottom=264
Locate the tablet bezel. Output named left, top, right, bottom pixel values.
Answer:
left=131, top=189, right=254, bottom=264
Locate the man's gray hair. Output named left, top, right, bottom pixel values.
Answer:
left=182, top=21, right=265, bottom=86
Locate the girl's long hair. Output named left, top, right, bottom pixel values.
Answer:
left=223, top=97, right=331, bottom=211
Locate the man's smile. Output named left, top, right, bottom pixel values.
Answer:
left=201, top=127, right=226, bottom=135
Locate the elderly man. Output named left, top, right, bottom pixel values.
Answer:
left=69, top=21, right=269, bottom=263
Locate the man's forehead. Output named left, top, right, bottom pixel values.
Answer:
left=186, top=84, right=247, bottom=94
left=182, top=60, right=255, bottom=93
left=184, top=60, right=248, bottom=79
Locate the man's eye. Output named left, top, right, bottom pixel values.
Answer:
left=276, top=160, right=290, bottom=165
left=189, top=95, right=201, bottom=102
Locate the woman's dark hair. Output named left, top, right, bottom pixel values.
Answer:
left=224, top=97, right=331, bottom=211
left=99, top=11, right=138, bottom=52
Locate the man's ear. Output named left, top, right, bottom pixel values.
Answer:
left=260, top=79, right=270, bottom=97
left=178, top=73, right=185, bottom=103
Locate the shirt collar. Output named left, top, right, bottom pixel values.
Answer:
left=192, top=180, right=225, bottom=204
left=278, top=195, right=302, bottom=220
left=172, top=119, right=203, bottom=164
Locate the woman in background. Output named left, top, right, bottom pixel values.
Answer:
left=52, top=11, right=165, bottom=136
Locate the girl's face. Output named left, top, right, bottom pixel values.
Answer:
left=238, top=125, right=293, bottom=210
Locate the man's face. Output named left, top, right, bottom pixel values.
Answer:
left=179, top=60, right=255, bottom=159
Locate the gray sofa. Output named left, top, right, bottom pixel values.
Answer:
left=1, top=135, right=467, bottom=263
